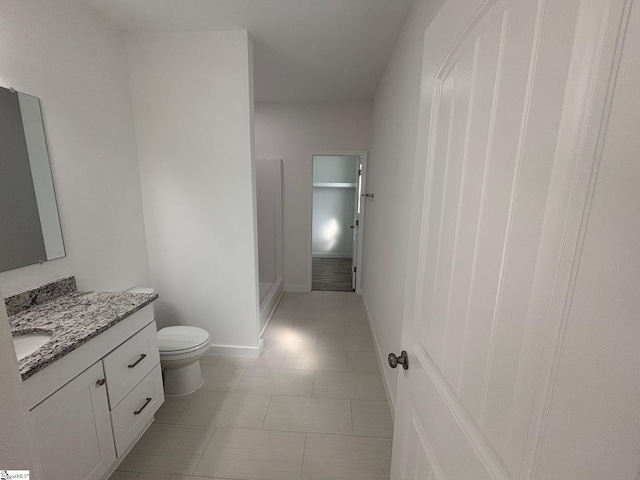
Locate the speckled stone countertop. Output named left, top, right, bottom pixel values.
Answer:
left=9, top=291, right=158, bottom=380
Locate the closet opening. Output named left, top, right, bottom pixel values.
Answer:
left=310, top=152, right=367, bottom=293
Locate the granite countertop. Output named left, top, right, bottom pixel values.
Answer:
left=9, top=291, right=158, bottom=380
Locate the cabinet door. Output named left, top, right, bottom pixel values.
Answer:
left=30, top=362, right=115, bottom=480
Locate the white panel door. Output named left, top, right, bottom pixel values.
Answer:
left=352, top=155, right=366, bottom=291
left=390, top=0, right=629, bottom=478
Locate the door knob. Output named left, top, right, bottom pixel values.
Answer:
left=388, top=351, right=409, bottom=370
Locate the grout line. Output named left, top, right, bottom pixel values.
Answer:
left=276, top=350, right=286, bottom=369
left=295, top=430, right=393, bottom=441
left=259, top=425, right=393, bottom=439
left=171, top=403, right=190, bottom=426
left=260, top=394, right=273, bottom=430
left=232, top=365, right=248, bottom=391
left=349, top=398, right=354, bottom=435
left=191, top=425, right=217, bottom=475
left=196, top=425, right=306, bottom=433
left=300, top=433, right=308, bottom=480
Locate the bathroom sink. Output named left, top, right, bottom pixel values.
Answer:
left=12, top=332, right=52, bottom=361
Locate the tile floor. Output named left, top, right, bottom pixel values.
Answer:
left=110, top=291, right=393, bottom=480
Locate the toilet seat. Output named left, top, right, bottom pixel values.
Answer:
left=157, top=326, right=210, bottom=356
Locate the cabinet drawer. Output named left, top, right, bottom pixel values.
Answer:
left=111, top=363, right=164, bottom=456
left=103, top=321, right=160, bottom=409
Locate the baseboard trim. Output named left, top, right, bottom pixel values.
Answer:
left=260, top=278, right=283, bottom=334
left=261, top=284, right=284, bottom=337
left=362, top=292, right=396, bottom=421
left=206, top=339, right=263, bottom=358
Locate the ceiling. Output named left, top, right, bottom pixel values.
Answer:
left=82, top=0, right=414, bottom=103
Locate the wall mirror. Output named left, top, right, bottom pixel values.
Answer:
left=0, top=85, right=65, bottom=272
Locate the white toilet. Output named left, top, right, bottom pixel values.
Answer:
left=156, top=326, right=211, bottom=396
left=127, top=287, right=211, bottom=396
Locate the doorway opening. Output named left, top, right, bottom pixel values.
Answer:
left=309, top=152, right=367, bottom=292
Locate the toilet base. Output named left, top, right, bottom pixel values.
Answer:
left=161, top=361, right=204, bottom=396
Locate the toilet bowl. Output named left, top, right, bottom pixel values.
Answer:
left=126, top=287, right=211, bottom=396
left=157, top=326, right=211, bottom=396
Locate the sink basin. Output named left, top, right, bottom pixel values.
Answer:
left=13, top=332, right=52, bottom=361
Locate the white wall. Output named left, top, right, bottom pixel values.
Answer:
left=312, top=155, right=358, bottom=257
left=0, top=0, right=149, bottom=471
left=361, top=0, right=446, bottom=407
left=313, top=155, right=358, bottom=183
left=127, top=31, right=260, bottom=352
left=254, top=103, right=373, bottom=290
left=312, top=188, right=355, bottom=257
left=0, top=0, right=151, bottom=296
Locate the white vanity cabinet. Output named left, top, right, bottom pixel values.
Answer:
left=30, top=362, right=116, bottom=480
left=103, top=321, right=160, bottom=408
left=25, top=304, right=163, bottom=480
left=103, top=321, right=163, bottom=456
left=110, top=363, right=163, bottom=456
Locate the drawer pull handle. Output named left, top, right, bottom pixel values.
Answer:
left=128, top=353, right=147, bottom=368
left=96, top=378, right=106, bottom=386
left=134, top=397, right=152, bottom=415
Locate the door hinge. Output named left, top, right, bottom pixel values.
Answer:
left=358, top=169, right=362, bottom=176
left=356, top=220, right=359, bottom=227
left=353, top=267, right=357, bottom=273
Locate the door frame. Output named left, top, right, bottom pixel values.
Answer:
left=307, top=150, right=368, bottom=293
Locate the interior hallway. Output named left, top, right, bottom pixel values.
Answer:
left=110, top=291, right=393, bottom=479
